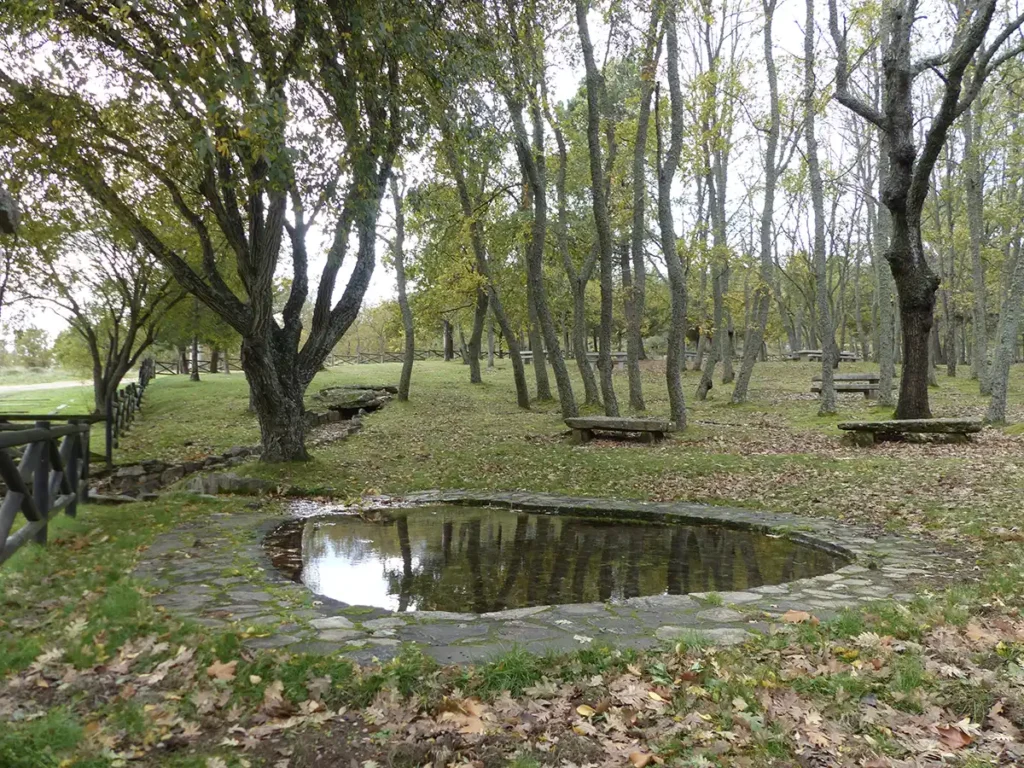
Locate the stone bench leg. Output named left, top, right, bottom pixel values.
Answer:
left=571, top=428, right=593, bottom=445
left=638, top=431, right=655, bottom=444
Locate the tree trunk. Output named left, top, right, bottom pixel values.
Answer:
left=575, top=0, right=619, bottom=417
left=487, top=311, right=495, bottom=369
left=391, top=177, right=414, bottom=402
left=656, top=2, right=687, bottom=427
left=242, top=340, right=308, bottom=462
left=964, top=105, right=988, bottom=384
left=620, top=240, right=645, bottom=410
left=190, top=337, right=200, bottom=382
left=443, top=319, right=454, bottom=361
left=732, top=0, right=780, bottom=404
left=210, top=347, right=220, bottom=373
left=526, top=277, right=552, bottom=399
left=467, top=287, right=488, bottom=385
left=806, top=0, right=836, bottom=415
left=987, top=238, right=1024, bottom=422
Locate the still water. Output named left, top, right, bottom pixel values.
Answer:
left=265, top=505, right=844, bottom=613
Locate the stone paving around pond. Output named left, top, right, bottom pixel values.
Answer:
left=132, top=490, right=960, bottom=665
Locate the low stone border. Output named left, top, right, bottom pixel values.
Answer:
left=132, top=491, right=958, bottom=665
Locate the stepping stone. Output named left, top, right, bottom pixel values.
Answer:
left=318, top=629, right=364, bottom=642
left=696, top=607, right=745, bottom=623
left=310, top=616, right=355, bottom=630
left=362, top=617, right=407, bottom=630
left=482, top=606, right=551, bottom=620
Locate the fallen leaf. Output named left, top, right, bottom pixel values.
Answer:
left=206, top=659, right=237, bottom=682
left=629, top=751, right=654, bottom=767
left=576, top=704, right=596, bottom=717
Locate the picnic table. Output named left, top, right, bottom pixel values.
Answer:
left=790, top=349, right=858, bottom=362
left=565, top=416, right=674, bottom=445
left=811, top=372, right=888, bottom=399
left=837, top=417, right=983, bottom=445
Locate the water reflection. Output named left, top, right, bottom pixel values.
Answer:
left=265, top=506, right=845, bottom=613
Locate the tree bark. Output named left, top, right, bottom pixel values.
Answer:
left=390, top=177, right=414, bottom=402
left=732, top=0, right=781, bottom=404
left=467, top=287, right=488, bottom=385
left=964, top=105, right=988, bottom=384
left=575, top=0, right=619, bottom=417
left=443, top=319, right=454, bottom=361
left=655, top=3, right=687, bottom=427
left=806, top=0, right=836, bottom=415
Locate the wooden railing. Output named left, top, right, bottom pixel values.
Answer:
left=0, top=421, right=90, bottom=566
left=104, top=359, right=156, bottom=466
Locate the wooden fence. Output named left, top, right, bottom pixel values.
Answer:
left=0, top=420, right=90, bottom=566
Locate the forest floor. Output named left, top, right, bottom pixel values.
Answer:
left=2, top=360, right=1024, bottom=767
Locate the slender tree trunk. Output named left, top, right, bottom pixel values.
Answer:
left=210, top=347, right=220, bottom=373
left=190, top=339, right=200, bottom=382
left=656, top=2, right=687, bottom=427
left=575, top=0, right=619, bottom=417
left=487, top=311, right=495, bottom=369
left=732, top=0, right=780, bottom=404
left=625, top=10, right=661, bottom=412
left=806, top=0, right=835, bottom=414
left=987, top=235, right=1024, bottom=421
left=441, top=135, right=530, bottom=409
left=390, top=177, right=415, bottom=401
left=964, top=106, right=988, bottom=384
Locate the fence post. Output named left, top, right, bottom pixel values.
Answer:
left=32, top=421, right=51, bottom=544
left=66, top=429, right=80, bottom=519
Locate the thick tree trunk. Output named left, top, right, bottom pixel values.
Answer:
left=242, top=340, right=308, bottom=462
left=210, top=347, right=220, bottom=373
left=696, top=266, right=724, bottom=400
left=526, top=279, right=552, bottom=400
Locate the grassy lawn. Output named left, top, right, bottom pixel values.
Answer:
left=2, top=360, right=1024, bottom=766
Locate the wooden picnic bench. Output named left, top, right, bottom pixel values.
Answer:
left=837, top=417, right=983, bottom=445
left=790, top=349, right=858, bottom=362
left=565, top=416, right=674, bottom=445
left=811, top=372, right=888, bottom=399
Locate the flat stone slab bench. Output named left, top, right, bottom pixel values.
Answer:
left=813, top=373, right=882, bottom=383
left=565, top=416, right=673, bottom=445
left=838, top=417, right=983, bottom=445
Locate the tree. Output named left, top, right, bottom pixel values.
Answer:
left=807, top=0, right=837, bottom=414
left=0, top=0, right=433, bottom=460
left=11, top=203, right=180, bottom=411
left=12, top=326, right=51, bottom=368
left=388, top=177, right=415, bottom=402
left=829, top=0, right=1024, bottom=418
left=656, top=0, right=688, bottom=428
left=575, top=0, right=620, bottom=417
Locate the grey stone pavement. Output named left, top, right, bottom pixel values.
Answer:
left=133, top=490, right=956, bottom=665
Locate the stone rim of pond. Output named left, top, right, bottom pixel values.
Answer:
left=133, top=490, right=959, bottom=665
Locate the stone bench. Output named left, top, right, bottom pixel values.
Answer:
left=837, top=417, right=983, bottom=445
left=813, top=373, right=882, bottom=383
left=565, top=416, right=674, bottom=445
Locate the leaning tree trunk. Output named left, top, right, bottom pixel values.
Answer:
left=526, top=279, right=552, bottom=400
left=391, top=177, right=414, bottom=401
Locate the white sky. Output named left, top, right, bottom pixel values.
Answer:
left=4, top=0, right=924, bottom=347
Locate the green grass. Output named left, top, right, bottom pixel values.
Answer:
left=4, top=359, right=1024, bottom=765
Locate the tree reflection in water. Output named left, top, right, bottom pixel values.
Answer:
left=263, top=506, right=846, bottom=612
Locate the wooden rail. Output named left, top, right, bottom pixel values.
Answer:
left=0, top=421, right=90, bottom=565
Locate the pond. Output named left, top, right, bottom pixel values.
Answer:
left=264, top=505, right=847, bottom=613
